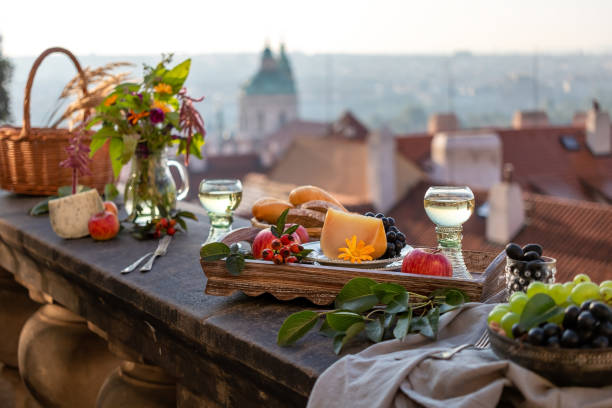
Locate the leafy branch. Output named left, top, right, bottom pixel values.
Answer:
left=277, top=277, right=468, bottom=354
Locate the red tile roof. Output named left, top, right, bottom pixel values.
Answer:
left=396, top=126, right=612, bottom=203
left=388, top=182, right=612, bottom=283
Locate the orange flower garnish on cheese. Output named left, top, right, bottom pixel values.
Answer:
left=320, top=209, right=387, bottom=260
left=338, top=235, right=375, bottom=263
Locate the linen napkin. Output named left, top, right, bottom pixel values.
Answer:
left=307, top=303, right=612, bottom=408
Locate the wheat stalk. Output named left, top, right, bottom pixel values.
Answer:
left=48, top=62, right=133, bottom=128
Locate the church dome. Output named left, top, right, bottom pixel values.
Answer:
left=243, top=44, right=296, bottom=96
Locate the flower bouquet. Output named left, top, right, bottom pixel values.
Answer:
left=88, top=55, right=205, bottom=235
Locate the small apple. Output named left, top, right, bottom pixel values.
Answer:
left=401, top=249, right=452, bottom=277
left=103, top=201, right=118, bottom=217
left=88, top=211, right=120, bottom=241
left=286, top=223, right=309, bottom=244
left=252, top=227, right=304, bottom=259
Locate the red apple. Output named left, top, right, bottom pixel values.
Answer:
left=286, top=223, right=309, bottom=244
left=401, top=249, right=452, bottom=277
left=103, top=201, right=118, bottom=217
left=88, top=211, right=120, bottom=241
left=252, top=227, right=305, bottom=259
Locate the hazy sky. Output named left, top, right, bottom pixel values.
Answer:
left=2, top=0, right=612, bottom=56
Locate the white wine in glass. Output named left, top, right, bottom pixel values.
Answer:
left=199, top=179, right=243, bottom=244
left=424, top=186, right=474, bottom=279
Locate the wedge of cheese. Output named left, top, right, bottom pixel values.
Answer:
left=320, top=208, right=387, bottom=260
left=48, top=189, right=104, bottom=239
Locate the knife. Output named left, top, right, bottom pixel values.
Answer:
left=139, top=235, right=172, bottom=273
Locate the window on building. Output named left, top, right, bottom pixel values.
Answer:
left=279, top=111, right=287, bottom=128
left=257, top=111, right=265, bottom=133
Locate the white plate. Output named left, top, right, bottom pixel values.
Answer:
left=302, top=241, right=413, bottom=271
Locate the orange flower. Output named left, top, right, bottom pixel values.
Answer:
left=104, top=94, right=117, bottom=107
left=338, top=235, right=375, bottom=263
left=152, top=100, right=171, bottom=113
left=127, top=109, right=150, bottom=125
left=154, top=83, right=172, bottom=94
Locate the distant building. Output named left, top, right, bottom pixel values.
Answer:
left=238, top=43, right=298, bottom=141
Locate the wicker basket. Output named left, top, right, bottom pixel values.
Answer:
left=0, top=47, right=112, bottom=196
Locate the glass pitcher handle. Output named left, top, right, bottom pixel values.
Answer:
left=167, top=160, right=189, bottom=201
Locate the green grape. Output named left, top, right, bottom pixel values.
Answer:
left=509, top=291, right=526, bottom=303
left=509, top=293, right=528, bottom=315
left=526, top=281, right=548, bottom=298
left=563, top=281, right=576, bottom=292
left=570, top=282, right=601, bottom=305
left=600, top=280, right=612, bottom=289
left=487, top=304, right=510, bottom=324
left=573, top=274, right=591, bottom=284
left=501, top=312, right=520, bottom=338
left=600, top=287, right=612, bottom=303
left=548, top=283, right=570, bottom=305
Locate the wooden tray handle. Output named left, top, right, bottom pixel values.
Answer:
left=19, top=47, right=89, bottom=139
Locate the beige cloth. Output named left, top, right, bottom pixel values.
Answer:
left=307, top=303, right=612, bottom=408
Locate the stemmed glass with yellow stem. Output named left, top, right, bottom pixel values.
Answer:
left=424, top=186, right=474, bottom=279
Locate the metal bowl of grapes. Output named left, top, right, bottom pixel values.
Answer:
left=488, top=288, right=612, bottom=387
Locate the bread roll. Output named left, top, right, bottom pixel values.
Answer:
left=288, top=186, right=347, bottom=211
left=252, top=197, right=294, bottom=224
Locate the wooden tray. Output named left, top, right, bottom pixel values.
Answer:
left=201, top=227, right=507, bottom=305
left=250, top=217, right=322, bottom=239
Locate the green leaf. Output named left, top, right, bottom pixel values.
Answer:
left=276, top=208, right=289, bottom=235
left=319, top=319, right=338, bottom=338
left=518, top=293, right=564, bottom=331
left=271, top=225, right=280, bottom=238
left=383, top=312, right=397, bottom=329
left=200, top=242, right=231, bottom=260
left=393, top=309, right=412, bottom=339
left=175, top=217, right=187, bottom=231
left=341, top=321, right=365, bottom=347
left=372, top=283, right=406, bottom=304
left=432, top=288, right=469, bottom=306
left=162, top=59, right=191, bottom=92
left=386, top=292, right=410, bottom=314
left=326, top=311, right=364, bottom=332
left=90, top=126, right=118, bottom=157
left=335, top=277, right=378, bottom=310
left=333, top=333, right=344, bottom=355
left=283, top=224, right=299, bottom=235
left=225, top=254, right=245, bottom=276
left=176, top=211, right=197, bottom=221
left=165, top=111, right=180, bottom=128
left=104, top=183, right=119, bottom=202
left=57, top=185, right=90, bottom=197
left=365, top=317, right=384, bottom=342
left=277, top=311, right=319, bottom=346
left=121, top=134, right=139, bottom=164
left=427, top=307, right=440, bottom=338
left=409, top=316, right=432, bottom=339
left=29, top=196, right=55, bottom=215
left=336, top=294, right=378, bottom=313
left=109, top=137, right=124, bottom=178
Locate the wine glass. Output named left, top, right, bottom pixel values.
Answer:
left=199, top=179, right=243, bottom=244
left=424, top=186, right=475, bottom=279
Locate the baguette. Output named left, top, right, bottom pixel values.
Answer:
left=288, top=185, right=347, bottom=211
left=252, top=197, right=294, bottom=224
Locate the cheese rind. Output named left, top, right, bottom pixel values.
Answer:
left=320, top=208, right=387, bottom=259
left=48, top=189, right=104, bottom=239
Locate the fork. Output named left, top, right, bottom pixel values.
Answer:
left=139, top=235, right=172, bottom=273
left=429, top=330, right=490, bottom=360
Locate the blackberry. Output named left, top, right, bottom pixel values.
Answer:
left=365, top=212, right=374, bottom=217
left=386, top=231, right=397, bottom=241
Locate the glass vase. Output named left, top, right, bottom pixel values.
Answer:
left=124, top=148, right=189, bottom=225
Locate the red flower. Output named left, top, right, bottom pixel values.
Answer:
left=150, top=108, right=165, bottom=124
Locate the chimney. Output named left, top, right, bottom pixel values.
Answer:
left=512, top=111, right=549, bottom=129
left=585, top=101, right=611, bottom=155
left=486, top=164, right=525, bottom=244
left=427, top=113, right=459, bottom=134
left=367, top=127, right=396, bottom=213
left=430, top=130, right=502, bottom=191
left=572, top=111, right=587, bottom=127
